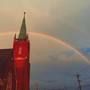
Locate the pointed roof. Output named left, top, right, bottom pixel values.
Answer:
left=18, top=12, right=27, bottom=40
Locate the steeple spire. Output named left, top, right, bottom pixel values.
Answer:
left=18, top=12, right=27, bottom=40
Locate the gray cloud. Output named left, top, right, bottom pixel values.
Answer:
left=0, top=0, right=90, bottom=48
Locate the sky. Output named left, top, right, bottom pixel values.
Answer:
left=0, top=0, right=90, bottom=48
left=1, top=0, right=90, bottom=88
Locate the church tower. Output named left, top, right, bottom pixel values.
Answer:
left=13, top=12, right=30, bottom=90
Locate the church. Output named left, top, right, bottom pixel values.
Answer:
left=0, top=12, right=30, bottom=90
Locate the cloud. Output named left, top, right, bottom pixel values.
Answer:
left=27, top=0, right=90, bottom=48
left=0, top=0, right=90, bottom=48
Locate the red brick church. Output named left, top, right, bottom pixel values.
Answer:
left=0, top=12, right=30, bottom=90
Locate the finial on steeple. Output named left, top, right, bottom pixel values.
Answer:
left=24, top=12, right=26, bottom=18
left=18, top=12, right=27, bottom=40
left=24, top=12, right=26, bottom=16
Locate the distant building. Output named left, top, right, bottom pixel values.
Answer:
left=0, top=12, right=30, bottom=90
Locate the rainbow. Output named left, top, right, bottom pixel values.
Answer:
left=0, top=32, right=89, bottom=64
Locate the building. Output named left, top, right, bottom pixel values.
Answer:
left=0, top=12, right=30, bottom=90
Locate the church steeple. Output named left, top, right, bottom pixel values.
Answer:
left=13, top=12, right=30, bottom=90
left=18, top=12, right=27, bottom=40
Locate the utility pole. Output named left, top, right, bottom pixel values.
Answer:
left=76, top=74, right=82, bottom=90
